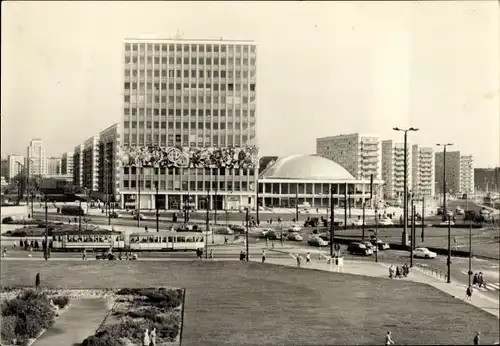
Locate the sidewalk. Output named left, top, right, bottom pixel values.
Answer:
left=263, top=248, right=500, bottom=318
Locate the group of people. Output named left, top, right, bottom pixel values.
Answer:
left=472, top=272, right=487, bottom=288
left=388, top=264, right=410, bottom=279
left=142, top=327, right=157, bottom=346
left=196, top=248, right=213, bottom=259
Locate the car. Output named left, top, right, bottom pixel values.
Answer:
left=370, top=239, right=390, bottom=250
left=377, top=218, right=393, bottom=226
left=260, top=228, right=274, bottom=237
left=109, top=211, right=121, bottom=218
left=307, top=237, right=328, bottom=247
left=214, top=226, right=234, bottom=235
left=480, top=208, right=491, bottom=216
left=413, top=247, right=437, bottom=259
left=347, top=242, right=373, bottom=256
left=440, top=221, right=455, bottom=226
left=287, top=232, right=303, bottom=241
left=133, top=213, right=147, bottom=221
left=352, top=219, right=365, bottom=226
left=288, top=225, right=302, bottom=233
left=264, top=230, right=282, bottom=241
left=362, top=241, right=376, bottom=252
left=446, top=210, right=454, bottom=217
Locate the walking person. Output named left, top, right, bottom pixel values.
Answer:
left=465, top=285, right=473, bottom=301
left=150, top=327, right=156, bottom=346
left=35, top=273, right=41, bottom=290
left=296, top=254, right=301, bottom=268
left=82, top=248, right=87, bottom=260
left=262, top=249, right=266, bottom=263
left=473, top=331, right=480, bottom=345
left=209, top=249, right=213, bottom=260
left=389, top=265, right=395, bottom=279
left=306, top=252, right=311, bottom=264
left=2, top=247, right=6, bottom=258
left=143, top=328, right=150, bottom=346
left=395, top=266, right=401, bottom=278
left=385, top=331, right=395, bottom=345
left=478, top=272, right=485, bottom=288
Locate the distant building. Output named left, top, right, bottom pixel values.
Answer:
left=460, top=155, right=474, bottom=195
left=26, top=139, right=47, bottom=176
left=435, top=151, right=461, bottom=195
left=381, top=140, right=412, bottom=200
left=47, top=157, right=62, bottom=176
left=83, top=136, right=100, bottom=192
left=411, top=145, right=435, bottom=197
left=61, top=152, right=74, bottom=175
left=474, top=167, right=499, bottom=193
left=7, top=155, right=25, bottom=181
left=316, top=133, right=382, bottom=180
left=73, top=144, right=84, bottom=187
left=99, top=123, right=121, bottom=204
left=1, top=159, right=9, bottom=182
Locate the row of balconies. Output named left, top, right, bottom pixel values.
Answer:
left=126, top=50, right=257, bottom=59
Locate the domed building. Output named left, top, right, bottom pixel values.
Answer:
left=257, top=154, right=384, bottom=209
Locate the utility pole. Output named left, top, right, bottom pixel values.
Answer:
left=295, top=189, right=299, bottom=223
left=78, top=199, right=82, bottom=232
left=421, top=196, right=425, bottom=242
left=330, top=188, right=334, bottom=257
left=137, top=167, right=142, bottom=228
left=348, top=191, right=352, bottom=218
left=375, top=201, right=379, bottom=263
left=467, top=198, right=473, bottom=286
left=344, top=186, right=347, bottom=230
left=362, top=202, right=365, bottom=242
left=437, top=143, right=453, bottom=284
left=447, top=212, right=452, bottom=283
left=44, top=195, right=49, bottom=260
left=155, top=182, right=159, bottom=232
left=214, top=168, right=218, bottom=228
left=245, top=207, right=250, bottom=262
left=205, top=188, right=209, bottom=259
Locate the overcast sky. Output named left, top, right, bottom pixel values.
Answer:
left=1, top=1, right=499, bottom=167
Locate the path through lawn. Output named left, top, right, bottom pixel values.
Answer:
left=32, top=299, right=111, bottom=346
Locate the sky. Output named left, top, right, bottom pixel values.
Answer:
left=1, top=1, right=499, bottom=167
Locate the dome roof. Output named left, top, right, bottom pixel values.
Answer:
left=260, top=154, right=355, bottom=181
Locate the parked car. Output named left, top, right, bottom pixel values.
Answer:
left=363, top=241, right=376, bottom=252
left=260, top=228, right=274, bottom=237
left=288, top=225, right=302, bottom=233
left=109, top=211, right=121, bottom=218
left=229, top=225, right=246, bottom=234
left=263, top=230, right=282, bottom=240
left=440, top=221, right=455, bottom=226
left=133, top=213, right=147, bottom=221
left=308, top=237, right=328, bottom=247
left=377, top=218, right=393, bottom=226
left=287, top=232, right=303, bottom=241
left=214, top=226, right=234, bottom=235
left=480, top=208, right=491, bottom=216
left=413, top=247, right=437, bottom=259
left=347, top=242, right=373, bottom=256
left=352, top=219, right=365, bottom=226
left=370, top=239, right=390, bottom=250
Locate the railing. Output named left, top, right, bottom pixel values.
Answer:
left=412, top=263, right=448, bottom=282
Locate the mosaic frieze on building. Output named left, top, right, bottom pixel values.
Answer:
left=119, top=146, right=259, bottom=169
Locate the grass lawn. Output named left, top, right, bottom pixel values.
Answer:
left=1, top=261, right=499, bottom=345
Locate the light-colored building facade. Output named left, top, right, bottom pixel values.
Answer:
left=47, top=157, right=62, bottom=176
left=61, top=152, right=74, bottom=176
left=381, top=140, right=412, bottom=200
left=7, top=155, right=25, bottom=181
left=435, top=151, right=461, bottom=195
left=83, top=136, right=100, bottom=192
left=120, top=38, right=258, bottom=210
left=460, top=155, right=474, bottom=195
left=26, top=139, right=47, bottom=176
left=411, top=145, right=435, bottom=197
left=72, top=145, right=84, bottom=187
left=316, top=133, right=381, bottom=180
left=99, top=123, right=121, bottom=203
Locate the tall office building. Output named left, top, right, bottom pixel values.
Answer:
left=316, top=134, right=381, bottom=180
left=460, top=155, right=474, bottom=195
left=7, top=155, right=25, bottom=181
left=99, top=123, right=121, bottom=204
left=381, top=140, right=412, bottom=200
left=26, top=139, right=47, bottom=176
left=61, top=152, right=74, bottom=176
left=83, top=136, right=100, bottom=192
left=120, top=38, right=258, bottom=210
left=73, top=144, right=84, bottom=187
left=411, top=145, right=435, bottom=197
left=435, top=151, right=461, bottom=195
left=474, top=167, right=499, bottom=193
left=47, top=157, right=62, bottom=176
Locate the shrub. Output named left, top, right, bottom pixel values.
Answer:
left=1, top=289, right=56, bottom=340
left=1, top=315, right=16, bottom=344
left=2, top=217, right=14, bottom=224
left=52, top=296, right=70, bottom=309
left=82, top=331, right=124, bottom=346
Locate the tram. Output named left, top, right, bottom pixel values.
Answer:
left=128, top=231, right=204, bottom=252
left=51, top=230, right=125, bottom=251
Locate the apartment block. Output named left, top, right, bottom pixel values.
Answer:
left=61, top=152, right=74, bottom=176
left=381, top=140, right=412, bottom=199
left=316, top=133, right=381, bottom=180
left=26, top=139, right=47, bottom=176
left=460, top=155, right=474, bottom=195
left=99, top=123, right=121, bottom=203
left=474, top=167, right=499, bottom=193
left=120, top=38, right=258, bottom=210
left=411, top=145, right=435, bottom=197
left=72, top=145, right=84, bottom=187
left=83, top=136, right=100, bottom=192
left=435, top=151, right=461, bottom=195
left=7, top=155, right=25, bottom=181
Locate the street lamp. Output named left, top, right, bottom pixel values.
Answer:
left=393, top=127, right=419, bottom=246
left=374, top=183, right=386, bottom=263
left=437, top=142, right=453, bottom=284
left=104, top=158, right=111, bottom=226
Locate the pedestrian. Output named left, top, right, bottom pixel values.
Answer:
left=2, top=247, right=6, bottom=258
left=385, top=331, right=395, bottom=345
left=306, top=252, right=311, bottom=264
left=478, top=272, right=484, bottom=288
left=143, top=328, right=150, bottom=346
left=35, top=273, right=41, bottom=290
left=209, top=249, right=213, bottom=260
left=296, top=254, right=301, bottom=268
left=473, top=273, right=478, bottom=286
left=389, top=265, right=394, bottom=279
left=82, top=249, right=87, bottom=260
left=262, top=249, right=266, bottom=263
left=265, top=235, right=268, bottom=246
left=240, top=250, right=245, bottom=261
left=395, top=266, right=401, bottom=278
left=150, top=327, right=156, bottom=346
left=473, top=331, right=480, bottom=346
left=466, top=285, right=473, bottom=301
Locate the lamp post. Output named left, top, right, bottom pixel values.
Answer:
left=466, top=197, right=473, bottom=285
left=421, top=195, right=425, bottom=242
left=344, top=186, right=347, bottom=230
left=393, top=127, right=419, bottom=246
left=214, top=168, right=218, bottom=228
left=295, top=189, right=299, bottom=223
left=105, top=158, right=111, bottom=226
left=362, top=202, right=366, bottom=242
left=330, top=187, right=334, bottom=256
left=137, top=167, right=142, bottom=228
left=205, top=188, right=210, bottom=259
left=155, top=182, right=159, bottom=232
left=373, top=184, right=386, bottom=263
left=437, top=143, right=453, bottom=284
left=245, top=206, right=250, bottom=262
left=44, top=194, right=49, bottom=260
